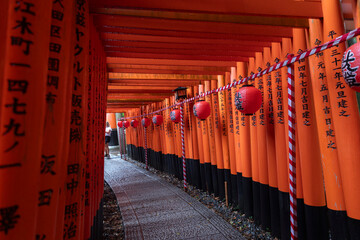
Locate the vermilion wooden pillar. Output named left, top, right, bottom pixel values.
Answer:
left=36, top=0, right=75, bottom=239
left=0, top=1, right=52, bottom=239
left=308, top=18, right=348, bottom=239
left=237, top=62, right=252, bottom=217
left=322, top=0, right=360, bottom=236
left=63, top=0, right=89, bottom=239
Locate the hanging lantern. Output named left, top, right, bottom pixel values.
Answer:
left=173, top=87, right=187, bottom=102
left=131, top=119, right=138, bottom=128
left=123, top=120, right=130, bottom=128
left=117, top=121, right=123, bottom=128
left=170, top=109, right=181, bottom=123
left=152, top=114, right=163, bottom=126
left=142, top=117, right=151, bottom=128
left=193, top=100, right=211, bottom=120
left=235, top=85, right=262, bottom=115
left=342, top=43, right=360, bottom=92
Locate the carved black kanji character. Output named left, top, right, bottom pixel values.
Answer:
left=36, top=234, right=46, bottom=240
left=314, top=39, right=321, bottom=46
left=334, top=72, right=342, bottom=80
left=67, top=178, right=79, bottom=194
left=71, top=94, right=82, bottom=108
left=64, top=203, right=78, bottom=219
left=323, top=94, right=329, bottom=103
left=301, top=95, right=308, bottom=103
left=5, top=98, right=26, bottom=114
left=337, top=91, right=346, bottom=99
left=38, top=189, right=53, bottom=206
left=317, top=61, right=325, bottom=69
left=326, top=129, right=335, bottom=137
left=53, top=0, right=64, bottom=8
left=332, top=57, right=341, bottom=66
left=327, top=141, right=336, bottom=149
left=319, top=72, right=326, bottom=80
left=47, top=75, right=59, bottom=89
left=70, top=128, right=81, bottom=142
left=71, top=110, right=82, bottom=126
left=299, top=80, right=307, bottom=87
left=48, top=58, right=60, bottom=71
left=46, top=92, right=57, bottom=104
left=303, top=119, right=310, bottom=126
left=64, top=221, right=77, bottom=239
left=301, top=87, right=307, bottom=95
left=331, top=49, right=340, bottom=57
left=50, top=25, right=61, bottom=39
left=0, top=205, right=20, bottom=235
left=15, top=1, right=35, bottom=16
left=328, top=30, right=337, bottom=39
left=11, top=36, right=33, bottom=55
left=339, top=110, right=350, bottom=117
left=41, top=155, right=56, bottom=175
left=302, top=104, right=308, bottom=110
left=338, top=99, right=348, bottom=108
left=8, top=79, right=28, bottom=93
left=76, top=0, right=86, bottom=11
left=75, top=28, right=84, bottom=41
left=49, top=42, right=61, bottom=53
left=325, top=118, right=331, bottom=125
left=76, top=12, right=85, bottom=27
left=74, top=61, right=83, bottom=73
left=52, top=10, right=63, bottom=21
left=322, top=106, right=330, bottom=114
left=13, top=17, right=33, bottom=35
left=73, top=77, right=81, bottom=91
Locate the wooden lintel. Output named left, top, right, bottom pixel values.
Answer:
left=92, top=8, right=310, bottom=27
left=89, top=0, right=322, bottom=18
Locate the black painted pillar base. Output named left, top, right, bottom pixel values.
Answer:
left=252, top=181, right=261, bottom=225
left=231, top=174, right=238, bottom=206
left=217, top=169, right=225, bottom=200
left=242, top=176, right=253, bottom=218
left=259, top=183, right=271, bottom=230
left=269, top=186, right=280, bottom=238
left=204, top=163, right=213, bottom=193
left=211, top=165, right=219, bottom=197
left=89, top=198, right=104, bottom=240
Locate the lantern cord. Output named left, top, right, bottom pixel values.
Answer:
left=287, top=57, right=297, bottom=240
left=180, top=105, right=187, bottom=190
left=121, top=27, right=360, bottom=120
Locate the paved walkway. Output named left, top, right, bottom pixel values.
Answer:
left=104, top=156, right=245, bottom=240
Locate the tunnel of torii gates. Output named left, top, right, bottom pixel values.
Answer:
left=2, top=0, right=360, bottom=240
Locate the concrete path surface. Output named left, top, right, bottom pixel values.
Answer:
left=104, top=156, right=245, bottom=240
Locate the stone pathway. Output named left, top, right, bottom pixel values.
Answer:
left=104, top=156, right=245, bottom=240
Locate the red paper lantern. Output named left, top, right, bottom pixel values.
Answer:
left=342, top=43, right=360, bottom=92
left=235, top=85, right=262, bottom=115
left=152, top=114, right=163, bottom=126
left=170, top=109, right=181, bottom=123
left=117, top=121, right=123, bottom=128
left=123, top=120, right=130, bottom=128
left=142, top=117, right=151, bottom=128
left=131, top=119, right=138, bottom=128
left=193, top=100, right=211, bottom=120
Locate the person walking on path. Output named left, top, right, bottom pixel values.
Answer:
left=105, top=122, right=112, bottom=158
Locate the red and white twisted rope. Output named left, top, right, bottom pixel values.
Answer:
left=121, top=27, right=360, bottom=120
left=144, top=127, right=148, bottom=170
left=180, top=105, right=187, bottom=190
left=287, top=58, right=297, bottom=240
